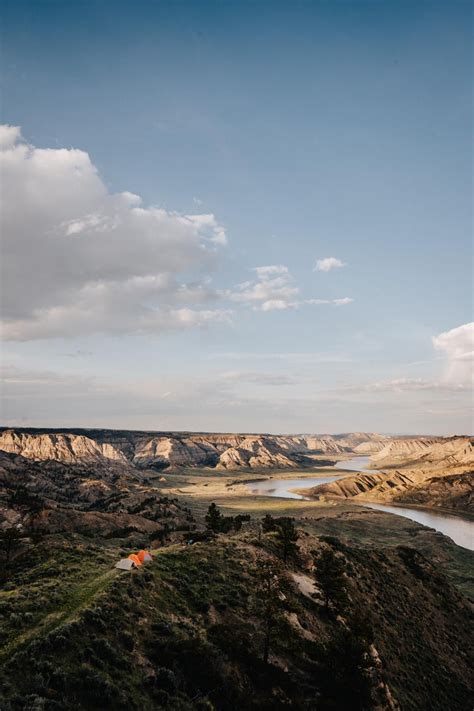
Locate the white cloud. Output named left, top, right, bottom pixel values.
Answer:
left=261, top=299, right=296, bottom=312
left=432, top=322, right=474, bottom=385
left=0, top=126, right=228, bottom=340
left=228, top=265, right=353, bottom=312
left=184, top=213, right=227, bottom=245
left=344, top=323, right=474, bottom=395
left=314, top=257, right=346, bottom=272
left=228, top=266, right=298, bottom=310
left=0, top=124, right=21, bottom=149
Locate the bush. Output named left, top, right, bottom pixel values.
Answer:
left=154, top=667, right=177, bottom=693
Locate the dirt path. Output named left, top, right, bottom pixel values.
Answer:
left=0, top=567, right=118, bottom=662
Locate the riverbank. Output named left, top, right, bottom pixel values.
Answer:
left=350, top=498, right=474, bottom=521
left=153, top=461, right=473, bottom=551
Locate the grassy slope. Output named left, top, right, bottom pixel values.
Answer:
left=0, top=532, right=473, bottom=711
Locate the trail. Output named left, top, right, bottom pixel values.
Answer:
left=1, top=544, right=186, bottom=662
left=0, top=567, right=117, bottom=662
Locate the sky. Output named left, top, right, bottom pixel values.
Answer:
left=0, top=0, right=472, bottom=435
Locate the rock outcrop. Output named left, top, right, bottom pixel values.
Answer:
left=370, top=436, right=473, bottom=470
left=307, top=470, right=417, bottom=501
left=393, top=471, right=474, bottom=513
left=0, top=430, right=128, bottom=466
left=0, top=428, right=386, bottom=472
left=304, top=436, right=474, bottom=513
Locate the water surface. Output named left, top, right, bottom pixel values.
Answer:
left=335, top=455, right=371, bottom=471
left=248, top=475, right=346, bottom=500
left=247, top=456, right=474, bottom=551
left=356, top=502, right=473, bottom=550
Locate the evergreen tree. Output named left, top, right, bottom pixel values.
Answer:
left=205, top=503, right=222, bottom=532
left=0, top=525, right=22, bottom=566
left=8, top=487, right=43, bottom=528
left=314, top=547, right=348, bottom=614
left=262, top=514, right=276, bottom=533
left=318, top=612, right=374, bottom=710
left=253, top=558, right=286, bottom=664
left=275, top=517, right=299, bottom=563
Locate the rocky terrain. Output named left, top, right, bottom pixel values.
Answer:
left=393, top=471, right=474, bottom=512
left=0, top=427, right=473, bottom=709
left=0, top=448, right=192, bottom=540
left=304, top=437, right=474, bottom=513
left=0, top=428, right=387, bottom=472
left=369, top=436, right=473, bottom=471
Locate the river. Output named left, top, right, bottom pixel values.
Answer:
left=247, top=456, right=473, bottom=551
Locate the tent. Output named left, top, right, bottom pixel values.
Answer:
left=128, top=553, right=142, bottom=567
left=115, top=558, right=136, bottom=571
left=137, top=549, right=152, bottom=563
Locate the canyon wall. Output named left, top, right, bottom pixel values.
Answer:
left=0, top=428, right=385, bottom=471
left=370, top=436, right=473, bottom=470
left=305, top=436, right=474, bottom=513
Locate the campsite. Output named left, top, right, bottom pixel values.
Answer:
left=115, top=550, right=153, bottom=570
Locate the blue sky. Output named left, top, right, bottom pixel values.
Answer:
left=1, top=0, right=472, bottom=433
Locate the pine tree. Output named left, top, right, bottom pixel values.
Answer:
left=262, top=514, right=276, bottom=533
left=0, top=526, right=22, bottom=566
left=275, top=517, right=299, bottom=563
left=314, top=547, right=348, bottom=614
left=205, top=502, right=222, bottom=532
left=253, top=558, right=285, bottom=664
left=319, top=613, right=374, bottom=710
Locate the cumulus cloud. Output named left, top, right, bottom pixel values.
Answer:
left=228, top=265, right=353, bottom=312
left=0, top=124, right=21, bottom=149
left=314, top=257, right=346, bottom=272
left=432, top=322, right=473, bottom=385
left=0, top=126, right=228, bottom=340
left=346, top=323, right=474, bottom=395
left=228, top=266, right=298, bottom=310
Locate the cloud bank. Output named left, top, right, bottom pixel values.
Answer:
left=1, top=128, right=355, bottom=340
left=0, top=126, right=228, bottom=340
left=348, top=322, right=473, bottom=395
left=433, top=322, right=474, bottom=385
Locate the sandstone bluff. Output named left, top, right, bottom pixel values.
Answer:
left=0, top=428, right=388, bottom=472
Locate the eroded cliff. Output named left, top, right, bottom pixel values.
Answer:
left=305, top=436, right=474, bottom=513
left=0, top=428, right=385, bottom=472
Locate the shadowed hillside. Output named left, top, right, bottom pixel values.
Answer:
left=1, top=525, right=473, bottom=710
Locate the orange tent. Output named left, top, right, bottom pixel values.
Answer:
left=137, top=549, right=152, bottom=563
left=127, top=553, right=142, bottom=567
